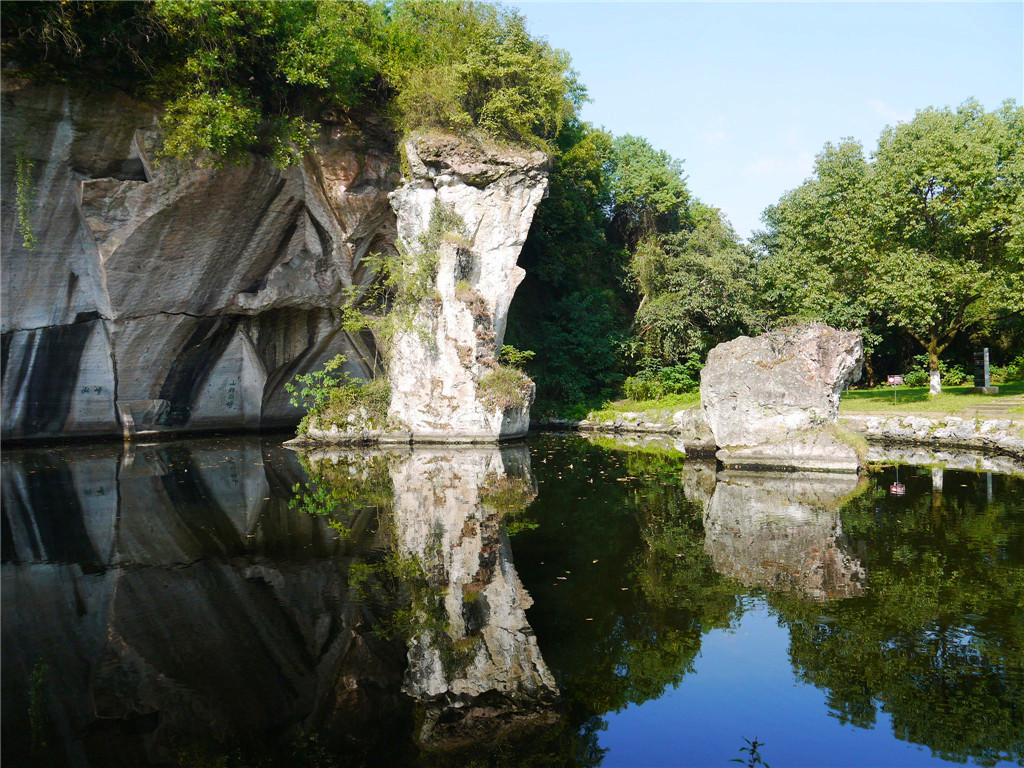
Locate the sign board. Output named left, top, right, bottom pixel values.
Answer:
left=889, top=483, right=906, bottom=496
left=974, top=348, right=990, bottom=388
left=887, top=375, right=903, bottom=386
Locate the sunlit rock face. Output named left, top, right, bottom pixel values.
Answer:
left=388, top=444, right=558, bottom=746
left=2, top=79, right=394, bottom=440
left=700, top=323, right=863, bottom=471
left=702, top=471, right=867, bottom=601
left=1, top=439, right=408, bottom=766
left=386, top=136, right=548, bottom=442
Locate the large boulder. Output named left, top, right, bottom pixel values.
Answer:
left=701, top=323, right=863, bottom=448
left=700, top=323, right=863, bottom=472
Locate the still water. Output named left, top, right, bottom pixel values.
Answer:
left=2, top=433, right=1022, bottom=767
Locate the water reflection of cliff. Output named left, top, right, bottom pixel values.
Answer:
left=701, top=471, right=867, bottom=601
left=2, top=437, right=408, bottom=767
left=390, top=445, right=559, bottom=747
left=297, top=444, right=559, bottom=750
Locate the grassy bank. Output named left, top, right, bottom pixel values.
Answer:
left=586, top=392, right=701, bottom=422
left=839, top=381, right=1024, bottom=415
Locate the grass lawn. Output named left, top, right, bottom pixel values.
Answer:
left=577, top=381, right=1024, bottom=422
left=839, top=380, right=1024, bottom=415
left=587, top=392, right=700, bottom=421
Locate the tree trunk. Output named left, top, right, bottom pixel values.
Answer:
left=929, top=335, right=941, bottom=395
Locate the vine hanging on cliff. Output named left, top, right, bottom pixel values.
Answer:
left=15, top=148, right=36, bottom=251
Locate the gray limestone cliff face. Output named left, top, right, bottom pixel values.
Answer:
left=386, top=136, right=547, bottom=442
left=2, top=79, right=396, bottom=440
left=2, top=84, right=547, bottom=443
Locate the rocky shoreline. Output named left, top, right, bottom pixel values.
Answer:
left=535, top=409, right=1024, bottom=463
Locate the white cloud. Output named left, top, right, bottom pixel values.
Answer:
left=867, top=98, right=915, bottom=124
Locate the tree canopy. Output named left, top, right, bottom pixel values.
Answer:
left=2, top=0, right=584, bottom=162
left=754, top=100, right=1024, bottom=391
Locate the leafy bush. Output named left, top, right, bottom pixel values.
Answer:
left=902, top=369, right=929, bottom=387
left=284, top=354, right=390, bottom=434
left=4, top=1, right=582, bottom=164
left=623, top=375, right=665, bottom=402
left=897, top=355, right=972, bottom=388
left=499, top=344, right=535, bottom=369
left=478, top=365, right=532, bottom=410
left=942, top=364, right=969, bottom=386
left=622, top=354, right=702, bottom=401
left=992, top=354, right=1024, bottom=384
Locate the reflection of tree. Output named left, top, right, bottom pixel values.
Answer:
left=516, top=438, right=738, bottom=726
left=769, top=468, right=1024, bottom=766
left=289, top=450, right=394, bottom=538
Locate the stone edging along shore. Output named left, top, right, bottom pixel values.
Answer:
left=839, top=414, right=1024, bottom=460
left=534, top=409, right=1024, bottom=460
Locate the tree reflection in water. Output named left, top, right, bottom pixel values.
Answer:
left=2, top=435, right=1022, bottom=766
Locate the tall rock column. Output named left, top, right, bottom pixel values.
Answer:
left=386, top=135, right=548, bottom=442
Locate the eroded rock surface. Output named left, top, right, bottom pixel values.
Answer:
left=701, top=323, right=863, bottom=448
left=389, top=444, right=558, bottom=746
left=386, top=136, right=548, bottom=442
left=843, top=414, right=1024, bottom=459
left=700, top=323, right=863, bottom=471
left=2, top=80, right=396, bottom=440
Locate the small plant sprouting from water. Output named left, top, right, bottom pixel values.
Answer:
left=730, top=737, right=770, bottom=768
left=15, top=147, right=37, bottom=251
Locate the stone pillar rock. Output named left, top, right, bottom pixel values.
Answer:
left=385, top=136, right=548, bottom=442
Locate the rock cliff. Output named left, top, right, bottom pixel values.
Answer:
left=1, top=81, right=545, bottom=442
left=386, top=137, right=547, bottom=442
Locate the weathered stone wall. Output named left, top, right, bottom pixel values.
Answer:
left=2, top=79, right=396, bottom=440
left=2, top=83, right=547, bottom=443
left=843, top=414, right=1024, bottom=460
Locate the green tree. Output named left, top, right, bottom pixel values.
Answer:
left=3, top=0, right=582, bottom=163
left=754, top=100, right=1024, bottom=392
left=630, top=201, right=756, bottom=369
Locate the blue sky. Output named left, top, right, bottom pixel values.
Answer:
left=512, top=1, right=1024, bottom=240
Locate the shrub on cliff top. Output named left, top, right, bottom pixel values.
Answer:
left=2, top=0, right=582, bottom=164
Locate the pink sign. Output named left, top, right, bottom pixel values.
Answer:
left=888, top=375, right=904, bottom=386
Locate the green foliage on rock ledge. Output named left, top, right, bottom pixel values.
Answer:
left=3, top=0, right=583, bottom=165
left=285, top=354, right=390, bottom=435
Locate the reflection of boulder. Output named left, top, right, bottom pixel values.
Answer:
left=1, top=438, right=409, bottom=767
left=702, top=472, right=866, bottom=601
left=389, top=445, right=558, bottom=748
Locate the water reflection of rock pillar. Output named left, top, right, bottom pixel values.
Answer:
left=389, top=445, right=558, bottom=747
left=702, top=472, right=867, bottom=601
